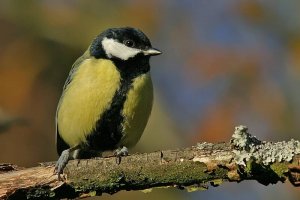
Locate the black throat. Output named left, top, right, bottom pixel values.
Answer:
left=85, top=56, right=150, bottom=151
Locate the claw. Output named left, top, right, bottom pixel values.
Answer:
left=115, top=146, right=129, bottom=156
left=54, top=145, right=81, bottom=180
left=114, top=146, right=129, bottom=164
left=54, top=149, right=70, bottom=180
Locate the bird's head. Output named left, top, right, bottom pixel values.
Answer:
left=90, top=27, right=161, bottom=61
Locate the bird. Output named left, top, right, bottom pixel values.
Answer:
left=55, top=27, right=161, bottom=178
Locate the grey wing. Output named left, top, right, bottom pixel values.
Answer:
left=62, top=50, right=91, bottom=90
left=55, top=50, right=90, bottom=155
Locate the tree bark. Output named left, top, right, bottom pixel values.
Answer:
left=0, top=126, right=299, bottom=199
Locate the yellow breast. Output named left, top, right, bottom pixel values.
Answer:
left=120, top=73, right=153, bottom=147
left=57, top=58, right=121, bottom=147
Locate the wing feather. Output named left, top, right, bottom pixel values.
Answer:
left=55, top=50, right=90, bottom=155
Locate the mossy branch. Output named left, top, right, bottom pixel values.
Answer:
left=0, top=126, right=299, bottom=199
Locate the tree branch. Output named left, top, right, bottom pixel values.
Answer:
left=0, top=126, right=299, bottom=199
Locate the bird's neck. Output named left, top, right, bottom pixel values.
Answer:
left=112, top=57, right=150, bottom=80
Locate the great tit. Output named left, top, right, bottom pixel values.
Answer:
left=55, top=27, right=161, bottom=177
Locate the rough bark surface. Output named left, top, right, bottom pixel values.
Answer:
left=0, top=126, right=299, bottom=199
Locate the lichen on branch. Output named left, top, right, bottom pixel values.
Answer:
left=0, top=126, right=299, bottom=199
left=232, top=125, right=300, bottom=166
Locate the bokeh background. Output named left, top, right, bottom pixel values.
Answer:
left=0, top=0, right=299, bottom=199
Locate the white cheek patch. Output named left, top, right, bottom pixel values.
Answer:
left=102, top=37, right=141, bottom=60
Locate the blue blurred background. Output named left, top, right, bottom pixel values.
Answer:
left=0, top=0, right=299, bottom=199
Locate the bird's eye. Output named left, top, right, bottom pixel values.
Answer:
left=124, top=40, right=134, bottom=47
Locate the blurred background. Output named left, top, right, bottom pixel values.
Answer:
left=0, top=0, right=299, bottom=199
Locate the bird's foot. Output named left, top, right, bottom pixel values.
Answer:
left=115, top=146, right=129, bottom=156
left=114, top=146, right=128, bottom=164
left=54, top=149, right=70, bottom=180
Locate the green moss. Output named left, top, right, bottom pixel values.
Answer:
left=270, top=163, right=289, bottom=178
left=140, top=188, right=153, bottom=193
left=67, top=160, right=230, bottom=194
left=186, top=185, right=208, bottom=192
left=239, top=160, right=287, bottom=185
left=87, top=191, right=97, bottom=197
left=244, top=160, right=254, bottom=175
left=26, top=187, right=56, bottom=199
left=210, top=179, right=223, bottom=187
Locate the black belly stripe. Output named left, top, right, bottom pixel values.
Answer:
left=85, top=57, right=150, bottom=151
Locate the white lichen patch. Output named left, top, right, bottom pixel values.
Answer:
left=193, top=157, right=210, bottom=163
left=231, top=125, right=300, bottom=166
left=231, top=125, right=261, bottom=150
left=197, top=142, right=214, bottom=150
